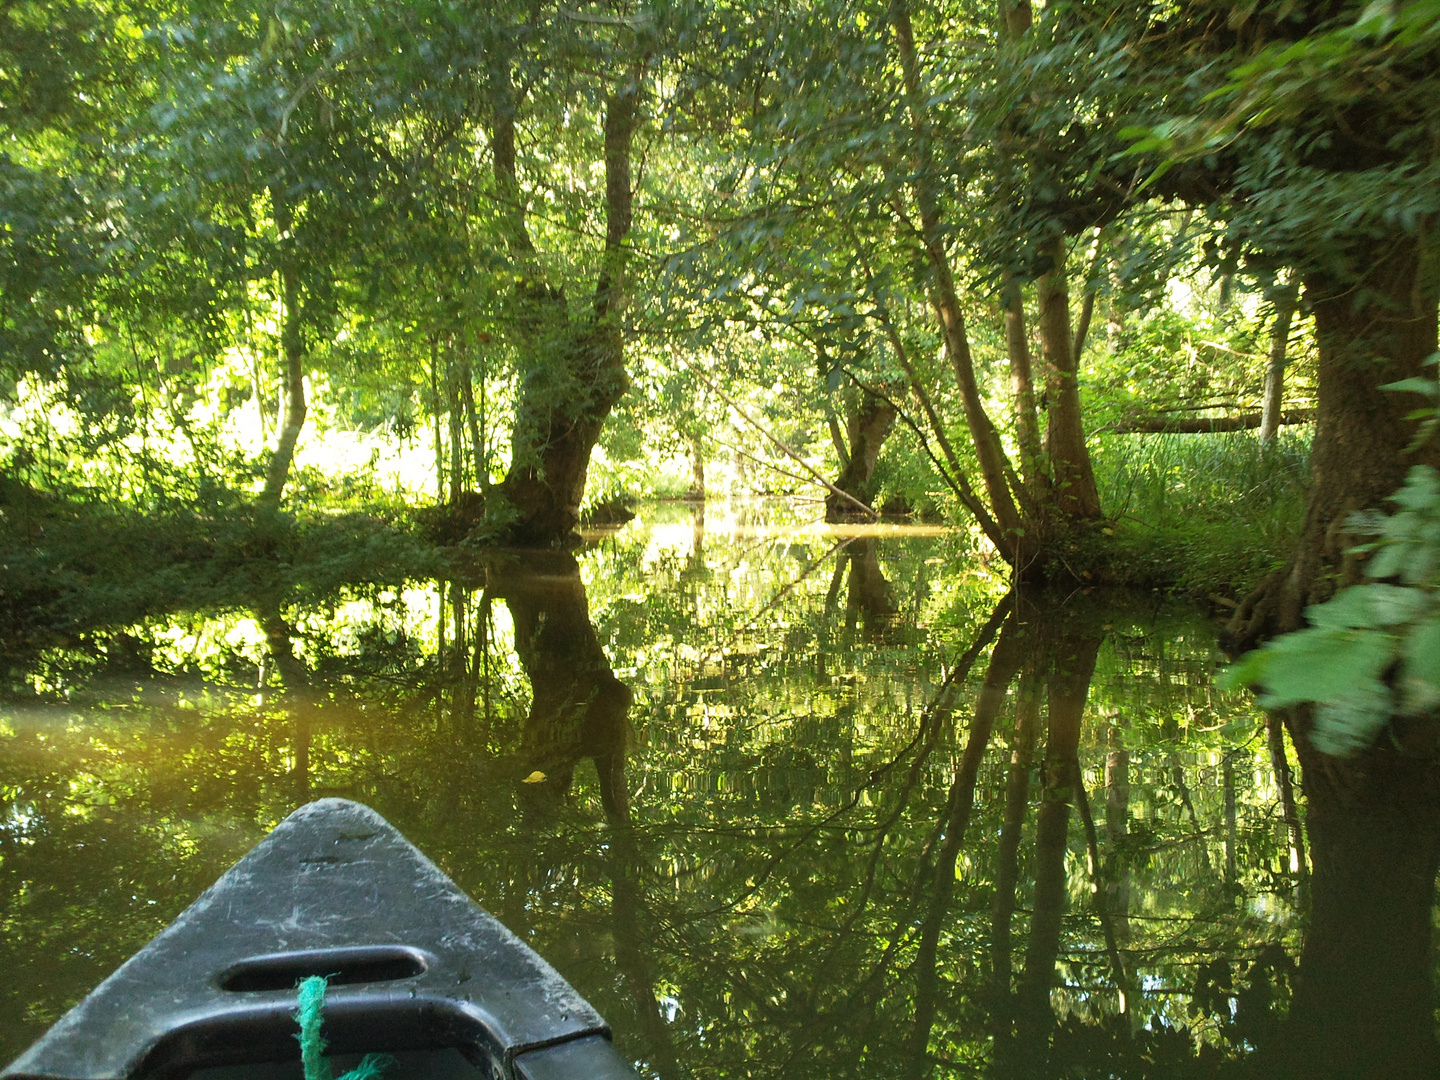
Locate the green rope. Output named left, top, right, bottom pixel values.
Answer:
left=294, top=975, right=394, bottom=1080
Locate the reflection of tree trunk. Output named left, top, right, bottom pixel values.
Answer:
left=1269, top=741, right=1440, bottom=1080
left=990, top=670, right=1040, bottom=995
left=1265, top=713, right=1306, bottom=876
left=845, top=539, right=897, bottom=637
left=904, top=610, right=1030, bottom=1080
left=490, top=551, right=633, bottom=790
left=1223, top=753, right=1237, bottom=883
left=826, top=389, right=898, bottom=521
left=1103, top=724, right=1130, bottom=946
left=259, top=605, right=309, bottom=806
left=1011, top=629, right=1102, bottom=1069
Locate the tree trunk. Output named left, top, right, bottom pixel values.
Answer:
left=1227, top=237, right=1440, bottom=648
left=493, top=66, right=641, bottom=546
left=1037, top=235, right=1102, bottom=521
left=688, top=435, right=705, bottom=500
left=826, top=388, right=898, bottom=521
left=259, top=197, right=307, bottom=512
left=889, top=0, right=1031, bottom=562
left=1259, top=278, right=1299, bottom=444
left=1003, top=272, right=1045, bottom=492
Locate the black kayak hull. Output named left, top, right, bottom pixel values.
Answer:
left=3, top=799, right=637, bottom=1080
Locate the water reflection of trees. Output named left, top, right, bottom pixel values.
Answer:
left=11, top=526, right=1423, bottom=1078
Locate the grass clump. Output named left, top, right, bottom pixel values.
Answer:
left=1089, top=428, right=1311, bottom=596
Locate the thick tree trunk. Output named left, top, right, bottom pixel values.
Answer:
left=826, top=388, right=898, bottom=521
left=1227, top=238, right=1439, bottom=648
left=1037, top=235, right=1102, bottom=521
left=493, top=69, right=641, bottom=546
left=1259, top=279, right=1299, bottom=444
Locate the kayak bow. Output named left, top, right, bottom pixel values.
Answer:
left=3, top=799, right=637, bottom=1080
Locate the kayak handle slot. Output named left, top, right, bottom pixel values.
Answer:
left=219, top=945, right=429, bottom=992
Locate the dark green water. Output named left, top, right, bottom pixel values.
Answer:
left=0, top=506, right=1319, bottom=1076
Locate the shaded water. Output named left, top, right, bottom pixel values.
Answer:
left=0, top=505, right=1338, bottom=1076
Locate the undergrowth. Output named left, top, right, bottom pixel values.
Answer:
left=1089, top=428, right=1311, bottom=596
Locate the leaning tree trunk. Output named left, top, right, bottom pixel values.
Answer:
left=259, top=190, right=307, bottom=512
left=1258, top=278, right=1299, bottom=445
left=826, top=388, right=899, bottom=521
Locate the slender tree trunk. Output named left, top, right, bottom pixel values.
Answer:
left=1104, top=723, right=1131, bottom=946
left=1259, top=278, right=1299, bottom=444
left=689, top=435, right=705, bottom=500
left=429, top=335, right=445, bottom=504
left=889, top=0, right=1030, bottom=562
left=461, top=349, right=484, bottom=487
left=1003, top=272, right=1044, bottom=491
left=1265, top=712, right=1306, bottom=876
left=259, top=193, right=307, bottom=512
left=448, top=341, right=464, bottom=503
left=1037, top=235, right=1102, bottom=521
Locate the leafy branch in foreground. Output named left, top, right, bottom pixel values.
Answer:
left=1222, top=458, right=1440, bottom=756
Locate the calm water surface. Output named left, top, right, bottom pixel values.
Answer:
left=0, top=505, right=1314, bottom=1076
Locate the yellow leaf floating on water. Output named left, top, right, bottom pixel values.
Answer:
left=522, top=770, right=547, bottom=784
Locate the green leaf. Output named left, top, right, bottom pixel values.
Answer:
left=1311, top=680, right=1394, bottom=755
left=1400, top=615, right=1440, bottom=714
left=1252, top=625, right=1394, bottom=708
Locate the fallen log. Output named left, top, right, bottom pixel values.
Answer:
left=1106, top=408, right=1314, bottom=435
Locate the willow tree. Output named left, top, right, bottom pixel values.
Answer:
left=477, top=6, right=658, bottom=546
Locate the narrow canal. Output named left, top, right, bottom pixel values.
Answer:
left=0, top=505, right=1325, bottom=1076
